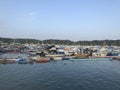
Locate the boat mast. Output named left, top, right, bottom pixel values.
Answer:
left=12, top=38, right=15, bottom=46
left=42, top=40, right=44, bottom=45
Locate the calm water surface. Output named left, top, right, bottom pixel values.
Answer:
left=0, top=59, right=120, bottom=90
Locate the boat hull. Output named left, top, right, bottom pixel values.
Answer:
left=18, top=58, right=27, bottom=64
left=35, top=57, right=50, bottom=62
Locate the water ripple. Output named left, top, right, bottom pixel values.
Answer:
left=0, top=60, right=120, bottom=90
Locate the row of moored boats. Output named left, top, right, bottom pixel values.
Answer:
left=0, top=56, right=72, bottom=64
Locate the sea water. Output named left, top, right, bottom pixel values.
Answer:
left=0, top=59, right=120, bottom=90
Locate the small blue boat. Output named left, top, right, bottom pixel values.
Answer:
left=62, top=57, right=70, bottom=60
left=18, top=58, right=27, bottom=64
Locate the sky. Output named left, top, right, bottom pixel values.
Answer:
left=0, top=0, right=120, bottom=41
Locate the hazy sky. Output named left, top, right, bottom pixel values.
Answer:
left=0, top=0, right=120, bottom=41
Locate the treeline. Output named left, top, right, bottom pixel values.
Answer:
left=0, top=37, right=42, bottom=44
left=43, top=39, right=74, bottom=45
left=76, top=40, right=120, bottom=46
left=0, top=37, right=120, bottom=46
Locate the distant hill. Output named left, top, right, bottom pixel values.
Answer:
left=0, top=37, right=120, bottom=46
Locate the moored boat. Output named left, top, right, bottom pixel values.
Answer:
left=62, top=57, right=70, bottom=60
left=30, top=56, right=40, bottom=60
left=35, top=57, right=50, bottom=62
left=53, top=57, right=62, bottom=60
left=0, top=59, right=16, bottom=64
left=18, top=58, right=27, bottom=64
left=6, top=58, right=19, bottom=61
left=26, top=57, right=34, bottom=63
left=110, top=57, right=120, bottom=60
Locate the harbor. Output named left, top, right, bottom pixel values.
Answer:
left=0, top=40, right=120, bottom=64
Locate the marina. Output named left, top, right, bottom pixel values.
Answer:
left=1, top=43, right=120, bottom=90
left=0, top=43, right=120, bottom=64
